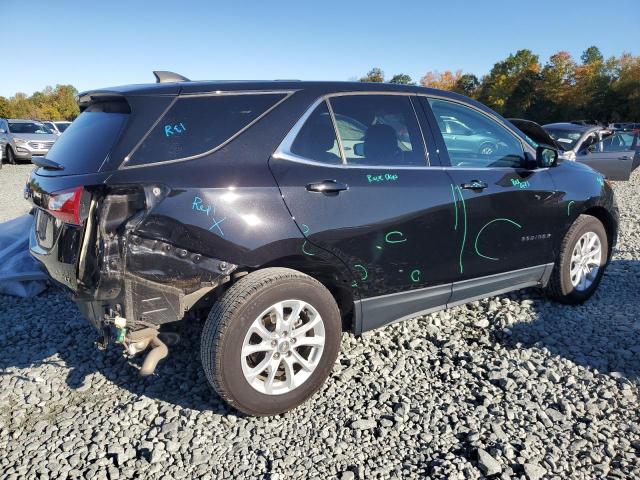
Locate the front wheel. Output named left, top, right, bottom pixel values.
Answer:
left=201, top=268, right=342, bottom=416
left=546, top=214, right=608, bottom=304
left=5, top=147, right=16, bottom=165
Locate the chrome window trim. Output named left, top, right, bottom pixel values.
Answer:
left=274, top=91, right=432, bottom=169
left=119, top=90, right=295, bottom=170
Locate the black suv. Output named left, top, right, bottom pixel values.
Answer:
left=26, top=73, right=618, bottom=415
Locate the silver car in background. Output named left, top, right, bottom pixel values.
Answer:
left=0, top=119, right=58, bottom=164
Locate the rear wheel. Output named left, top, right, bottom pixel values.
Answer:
left=546, top=214, right=608, bottom=304
left=201, top=268, right=342, bottom=415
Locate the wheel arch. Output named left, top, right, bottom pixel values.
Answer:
left=256, top=255, right=357, bottom=333
left=582, top=206, right=617, bottom=258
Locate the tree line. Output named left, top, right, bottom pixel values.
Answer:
left=358, top=46, right=640, bottom=124
left=0, top=85, right=79, bottom=121
left=1, top=47, right=637, bottom=125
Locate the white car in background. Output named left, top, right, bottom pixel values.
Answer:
left=42, top=121, right=72, bottom=135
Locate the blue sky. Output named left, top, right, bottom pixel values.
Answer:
left=2, top=0, right=638, bottom=97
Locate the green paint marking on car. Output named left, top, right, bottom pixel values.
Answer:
left=455, top=185, right=467, bottom=274
left=451, top=183, right=458, bottom=230
left=366, top=173, right=399, bottom=184
left=354, top=264, right=368, bottom=281
left=511, top=178, right=530, bottom=189
left=410, top=269, right=421, bottom=282
left=385, top=231, right=406, bottom=244
left=474, top=218, right=523, bottom=261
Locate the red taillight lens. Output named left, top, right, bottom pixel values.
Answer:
left=48, top=186, right=85, bottom=225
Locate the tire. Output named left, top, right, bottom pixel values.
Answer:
left=6, top=147, right=16, bottom=165
left=201, top=267, right=342, bottom=416
left=545, top=214, right=608, bottom=304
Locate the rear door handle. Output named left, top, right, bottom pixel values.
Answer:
left=461, top=180, right=488, bottom=191
left=619, top=155, right=632, bottom=161
left=306, top=180, right=349, bottom=194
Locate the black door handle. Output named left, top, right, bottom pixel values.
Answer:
left=461, top=180, right=488, bottom=191
left=306, top=180, right=349, bottom=194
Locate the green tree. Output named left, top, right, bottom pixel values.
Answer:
left=581, top=46, right=604, bottom=65
left=453, top=74, right=480, bottom=97
left=478, top=49, right=541, bottom=113
left=0, top=97, right=10, bottom=118
left=388, top=74, right=415, bottom=85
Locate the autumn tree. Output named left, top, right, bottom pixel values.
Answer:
left=1, top=85, right=79, bottom=120
left=420, top=70, right=462, bottom=90
left=359, top=68, right=385, bottom=83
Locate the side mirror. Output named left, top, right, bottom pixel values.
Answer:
left=353, top=142, right=365, bottom=157
left=0, top=129, right=5, bottom=134
left=536, top=146, right=558, bottom=168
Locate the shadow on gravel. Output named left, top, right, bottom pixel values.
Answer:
left=0, top=290, right=235, bottom=416
left=497, top=259, right=640, bottom=382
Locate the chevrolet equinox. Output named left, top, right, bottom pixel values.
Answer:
left=26, top=72, right=618, bottom=415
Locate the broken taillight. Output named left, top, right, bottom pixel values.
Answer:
left=48, top=186, right=85, bottom=225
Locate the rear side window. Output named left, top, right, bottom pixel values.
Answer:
left=290, top=101, right=341, bottom=164
left=128, top=93, right=287, bottom=166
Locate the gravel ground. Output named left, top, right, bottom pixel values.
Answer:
left=0, top=163, right=639, bottom=479
left=0, top=165, right=32, bottom=222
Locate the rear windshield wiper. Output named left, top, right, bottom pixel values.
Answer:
left=32, top=157, right=64, bottom=171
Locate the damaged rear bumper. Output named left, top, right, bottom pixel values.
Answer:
left=30, top=184, right=238, bottom=336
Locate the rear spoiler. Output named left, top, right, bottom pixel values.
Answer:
left=508, top=118, right=566, bottom=151
left=76, top=92, right=132, bottom=114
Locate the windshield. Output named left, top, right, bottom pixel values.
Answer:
left=55, top=122, right=70, bottom=132
left=8, top=122, right=53, bottom=134
left=545, top=128, right=583, bottom=150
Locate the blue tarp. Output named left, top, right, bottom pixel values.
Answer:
left=0, top=214, right=48, bottom=297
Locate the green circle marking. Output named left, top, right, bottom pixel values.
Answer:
left=385, top=231, right=407, bottom=244
left=354, top=264, right=368, bottom=281
left=410, top=269, right=421, bottom=282
left=474, top=218, right=522, bottom=261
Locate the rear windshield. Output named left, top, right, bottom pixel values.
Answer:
left=126, top=93, right=287, bottom=166
left=44, top=111, right=128, bottom=174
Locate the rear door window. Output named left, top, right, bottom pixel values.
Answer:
left=127, top=93, right=287, bottom=166
left=328, top=95, right=427, bottom=166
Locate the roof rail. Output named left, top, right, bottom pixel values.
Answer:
left=153, top=71, right=190, bottom=83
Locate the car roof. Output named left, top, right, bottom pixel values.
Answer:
left=78, top=79, right=480, bottom=103
left=6, top=118, right=44, bottom=123
left=78, top=79, right=505, bottom=123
